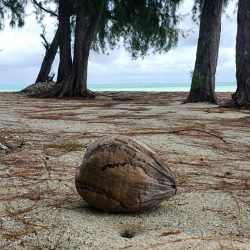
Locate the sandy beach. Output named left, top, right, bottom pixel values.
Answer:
left=0, top=91, right=249, bottom=249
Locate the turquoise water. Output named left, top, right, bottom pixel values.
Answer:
left=0, top=82, right=236, bottom=92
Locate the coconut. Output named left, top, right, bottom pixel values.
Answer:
left=75, top=135, right=176, bottom=212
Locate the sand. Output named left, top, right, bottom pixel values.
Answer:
left=0, top=92, right=249, bottom=249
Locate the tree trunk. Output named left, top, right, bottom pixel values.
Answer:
left=72, top=2, right=105, bottom=96
left=54, top=4, right=90, bottom=97
left=45, top=1, right=105, bottom=98
left=186, top=0, right=223, bottom=104
left=57, top=0, right=72, bottom=83
left=71, top=4, right=89, bottom=97
left=35, top=28, right=59, bottom=83
left=229, top=0, right=250, bottom=109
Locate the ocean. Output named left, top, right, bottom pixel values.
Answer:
left=0, top=82, right=236, bottom=92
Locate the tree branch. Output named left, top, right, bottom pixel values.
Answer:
left=32, top=0, right=58, bottom=18
left=40, top=33, right=50, bottom=51
left=85, top=0, right=105, bottom=48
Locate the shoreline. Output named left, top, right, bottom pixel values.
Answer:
left=0, top=82, right=237, bottom=93
left=0, top=89, right=236, bottom=94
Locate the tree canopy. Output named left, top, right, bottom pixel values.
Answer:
left=28, top=0, right=182, bottom=58
left=34, top=0, right=184, bottom=97
left=0, top=0, right=27, bottom=30
left=94, top=0, right=182, bottom=58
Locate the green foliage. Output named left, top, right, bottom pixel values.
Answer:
left=32, top=0, right=58, bottom=23
left=192, top=0, right=204, bottom=23
left=1, top=0, right=184, bottom=59
left=29, top=0, right=183, bottom=59
left=0, top=0, right=27, bottom=30
left=92, top=0, right=183, bottom=58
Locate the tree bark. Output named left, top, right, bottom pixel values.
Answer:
left=186, top=0, right=223, bottom=104
left=45, top=1, right=105, bottom=98
left=229, top=0, right=250, bottom=109
left=72, top=1, right=105, bottom=96
left=54, top=4, right=89, bottom=97
left=35, top=28, right=59, bottom=83
left=57, top=0, right=72, bottom=83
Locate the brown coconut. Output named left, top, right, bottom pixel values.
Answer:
left=75, top=135, right=176, bottom=213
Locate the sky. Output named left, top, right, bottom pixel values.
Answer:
left=0, top=1, right=237, bottom=87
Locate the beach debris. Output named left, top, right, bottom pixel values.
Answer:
left=75, top=135, right=177, bottom=213
left=20, top=81, right=56, bottom=96
left=0, top=143, right=8, bottom=150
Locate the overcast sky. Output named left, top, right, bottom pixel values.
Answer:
left=0, top=1, right=237, bottom=87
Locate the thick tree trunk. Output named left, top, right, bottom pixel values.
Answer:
left=72, top=2, right=105, bottom=96
left=71, top=5, right=89, bottom=96
left=45, top=1, right=105, bottom=98
left=186, top=0, right=223, bottom=104
left=54, top=5, right=90, bottom=97
left=57, top=0, right=72, bottom=83
left=35, top=29, right=59, bottom=83
left=229, top=0, right=250, bottom=109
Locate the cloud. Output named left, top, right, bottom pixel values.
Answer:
left=0, top=1, right=237, bottom=87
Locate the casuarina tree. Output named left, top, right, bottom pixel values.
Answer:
left=186, top=0, right=224, bottom=104
left=42, top=0, right=182, bottom=98
left=35, top=28, right=59, bottom=83
left=32, top=0, right=59, bottom=83
left=227, top=0, right=250, bottom=109
left=32, top=0, right=72, bottom=84
left=2, top=0, right=182, bottom=97
left=0, top=0, right=58, bottom=83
